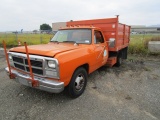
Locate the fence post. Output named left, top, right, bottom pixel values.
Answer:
left=40, top=34, right=42, bottom=43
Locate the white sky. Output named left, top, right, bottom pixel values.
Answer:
left=0, top=0, right=160, bottom=31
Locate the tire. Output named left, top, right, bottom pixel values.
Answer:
left=115, top=52, right=122, bottom=67
left=67, top=67, right=88, bottom=98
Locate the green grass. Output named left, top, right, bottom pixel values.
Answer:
left=0, top=33, right=53, bottom=47
left=129, top=34, right=160, bottom=55
left=0, top=33, right=160, bottom=55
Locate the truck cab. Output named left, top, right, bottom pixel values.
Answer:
left=51, top=26, right=109, bottom=71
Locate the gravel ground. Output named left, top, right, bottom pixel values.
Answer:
left=0, top=54, right=160, bottom=120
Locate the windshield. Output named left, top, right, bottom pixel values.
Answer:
left=50, top=29, right=91, bottom=44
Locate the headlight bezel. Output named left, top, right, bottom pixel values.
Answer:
left=8, top=53, right=14, bottom=66
left=8, top=54, right=12, bottom=60
left=44, top=58, right=59, bottom=79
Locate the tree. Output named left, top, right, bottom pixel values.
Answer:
left=40, top=23, right=52, bottom=30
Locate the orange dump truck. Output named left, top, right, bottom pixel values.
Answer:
left=4, top=16, right=130, bottom=98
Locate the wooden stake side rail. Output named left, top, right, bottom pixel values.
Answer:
left=24, top=42, right=39, bottom=87
left=3, top=41, right=15, bottom=79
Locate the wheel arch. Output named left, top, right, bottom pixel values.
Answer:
left=75, top=63, right=89, bottom=75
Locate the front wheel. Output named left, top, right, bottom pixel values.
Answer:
left=67, top=67, right=88, bottom=98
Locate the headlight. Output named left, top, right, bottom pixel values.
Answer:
left=8, top=54, right=14, bottom=66
left=8, top=54, right=12, bottom=60
left=47, top=60, right=56, bottom=68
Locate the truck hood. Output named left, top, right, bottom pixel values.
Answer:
left=9, top=43, right=83, bottom=57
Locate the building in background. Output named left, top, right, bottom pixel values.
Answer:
left=130, top=25, right=160, bottom=34
left=52, top=22, right=66, bottom=31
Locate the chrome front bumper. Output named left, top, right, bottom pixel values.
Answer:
left=5, top=67, right=64, bottom=93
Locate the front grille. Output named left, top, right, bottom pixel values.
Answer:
left=25, top=59, right=42, bottom=67
left=12, top=56, right=43, bottom=75
left=14, top=63, right=25, bottom=70
left=26, top=67, right=43, bottom=75
left=13, top=57, right=23, bottom=64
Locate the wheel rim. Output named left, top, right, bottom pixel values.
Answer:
left=74, top=73, right=85, bottom=92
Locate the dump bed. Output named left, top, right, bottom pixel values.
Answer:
left=67, top=16, right=130, bottom=52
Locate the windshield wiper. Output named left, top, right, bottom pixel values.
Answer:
left=50, top=40, right=59, bottom=43
left=63, top=41, right=76, bottom=43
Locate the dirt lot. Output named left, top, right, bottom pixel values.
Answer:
left=0, top=54, right=160, bottom=120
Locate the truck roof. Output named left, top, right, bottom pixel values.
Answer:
left=59, top=26, right=100, bottom=30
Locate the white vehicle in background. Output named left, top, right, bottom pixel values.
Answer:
left=131, top=32, right=138, bottom=34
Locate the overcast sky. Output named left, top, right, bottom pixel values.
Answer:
left=0, top=0, right=160, bottom=31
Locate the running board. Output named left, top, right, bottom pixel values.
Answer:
left=106, top=57, right=117, bottom=67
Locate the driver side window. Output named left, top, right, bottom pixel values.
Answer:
left=94, top=31, right=104, bottom=44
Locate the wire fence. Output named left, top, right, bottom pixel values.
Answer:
left=0, top=31, right=54, bottom=48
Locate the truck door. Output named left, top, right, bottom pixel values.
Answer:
left=94, top=30, right=108, bottom=68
